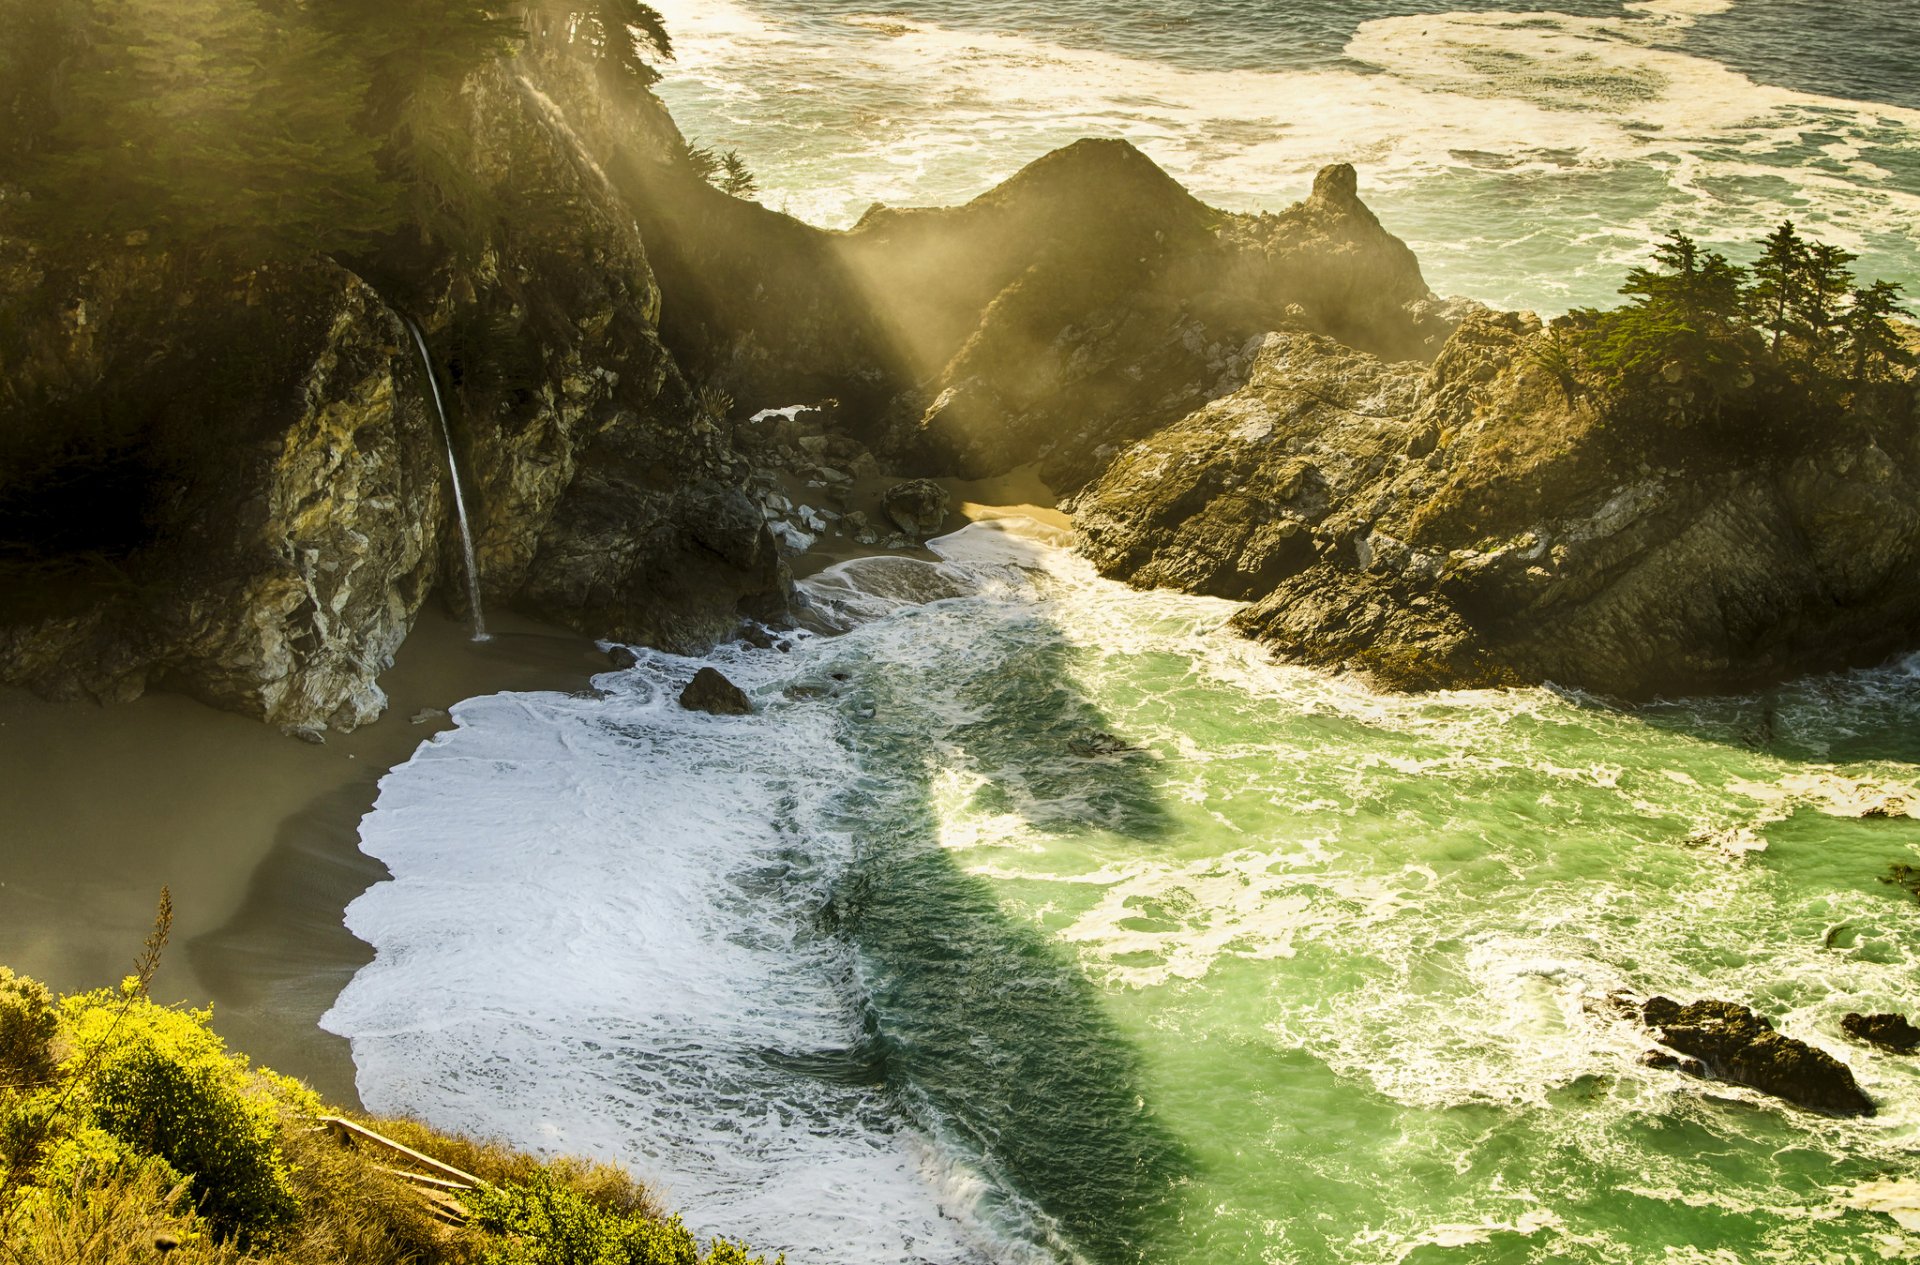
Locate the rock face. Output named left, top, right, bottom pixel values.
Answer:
left=620, top=140, right=1453, bottom=489
left=881, top=480, right=952, bottom=539
left=0, top=258, right=444, bottom=731
left=0, top=49, right=785, bottom=732
left=679, top=667, right=752, bottom=716
left=1077, top=306, right=1920, bottom=697
left=1641, top=997, right=1874, bottom=1117
left=1843, top=1012, right=1920, bottom=1053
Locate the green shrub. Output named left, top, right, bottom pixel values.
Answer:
left=67, top=991, right=297, bottom=1246
left=470, top=1174, right=779, bottom=1265
left=0, top=968, right=57, bottom=1088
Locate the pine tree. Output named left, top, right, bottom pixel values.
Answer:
left=1581, top=231, right=1754, bottom=426
left=718, top=151, right=757, bottom=198
left=1747, top=220, right=1806, bottom=353
left=529, top=0, right=672, bottom=89
left=1843, top=281, right=1917, bottom=385
left=17, top=0, right=397, bottom=256
left=1789, top=240, right=1858, bottom=375
left=0, top=0, right=87, bottom=184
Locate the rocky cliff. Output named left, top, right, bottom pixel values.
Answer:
left=0, top=48, right=784, bottom=734
left=1077, top=307, right=1920, bottom=697
left=4, top=40, right=1913, bottom=724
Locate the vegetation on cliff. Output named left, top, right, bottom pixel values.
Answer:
left=0, top=921, right=774, bottom=1264
left=1544, top=224, right=1915, bottom=438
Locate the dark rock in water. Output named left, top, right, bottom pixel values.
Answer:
left=607, top=645, right=641, bottom=670
left=1640, top=1049, right=1706, bottom=1077
left=680, top=667, right=752, bottom=716
left=1641, top=997, right=1874, bottom=1116
left=1068, top=731, right=1138, bottom=758
left=739, top=624, right=776, bottom=650
left=882, top=480, right=951, bottom=538
left=1843, top=1011, right=1920, bottom=1053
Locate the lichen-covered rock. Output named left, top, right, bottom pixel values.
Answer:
left=1843, top=1011, right=1920, bottom=1053
left=1641, top=997, right=1874, bottom=1117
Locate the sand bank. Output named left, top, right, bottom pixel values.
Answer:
left=0, top=607, right=607, bottom=1106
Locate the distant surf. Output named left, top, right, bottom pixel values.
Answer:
left=649, top=0, right=1920, bottom=314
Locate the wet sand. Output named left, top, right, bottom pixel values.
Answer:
left=790, top=463, right=1072, bottom=578
left=0, top=607, right=608, bottom=1106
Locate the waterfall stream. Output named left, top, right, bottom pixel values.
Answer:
left=401, top=314, right=489, bottom=642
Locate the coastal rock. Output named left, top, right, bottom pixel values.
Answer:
left=1641, top=997, right=1874, bottom=1117
left=0, top=259, right=442, bottom=732
left=0, top=49, right=787, bottom=730
left=1077, top=306, right=1920, bottom=697
left=881, top=480, right=952, bottom=538
left=679, top=667, right=753, bottom=716
left=1842, top=1012, right=1920, bottom=1053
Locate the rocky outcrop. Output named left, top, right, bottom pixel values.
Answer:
left=867, top=151, right=1455, bottom=488
left=679, top=666, right=752, bottom=716
left=1843, top=1012, right=1920, bottom=1053
left=0, top=48, right=785, bottom=733
left=880, top=480, right=952, bottom=539
left=1640, top=997, right=1874, bottom=1117
left=615, top=139, right=1454, bottom=490
left=1078, top=304, right=1920, bottom=697
left=0, top=258, right=444, bottom=732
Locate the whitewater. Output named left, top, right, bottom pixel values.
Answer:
left=645, top=0, right=1920, bottom=314
left=326, top=519, right=1920, bottom=1263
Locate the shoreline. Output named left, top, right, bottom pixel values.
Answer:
left=0, top=485, right=1072, bottom=1110
left=0, top=604, right=609, bottom=1107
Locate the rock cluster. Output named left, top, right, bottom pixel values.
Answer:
left=1639, top=996, right=1874, bottom=1117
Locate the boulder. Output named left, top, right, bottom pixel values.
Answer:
left=680, top=666, right=753, bottom=716
left=1842, top=1011, right=1920, bottom=1053
left=1641, top=997, right=1873, bottom=1117
left=882, top=480, right=952, bottom=538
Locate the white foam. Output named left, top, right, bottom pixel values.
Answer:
left=324, top=657, right=1011, bottom=1264
left=331, top=523, right=1920, bottom=1261
left=649, top=0, right=1920, bottom=313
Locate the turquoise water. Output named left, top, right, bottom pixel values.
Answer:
left=646, top=0, right=1920, bottom=315
left=328, top=525, right=1920, bottom=1263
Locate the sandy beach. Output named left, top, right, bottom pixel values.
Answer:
left=0, top=606, right=608, bottom=1106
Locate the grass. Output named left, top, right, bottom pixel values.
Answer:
left=0, top=946, right=776, bottom=1265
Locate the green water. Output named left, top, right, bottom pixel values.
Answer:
left=810, top=539, right=1920, bottom=1262
left=337, top=528, right=1920, bottom=1263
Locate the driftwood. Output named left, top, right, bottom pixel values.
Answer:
left=318, top=1115, right=482, bottom=1226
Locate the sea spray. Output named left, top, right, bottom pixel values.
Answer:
left=329, top=519, right=1920, bottom=1264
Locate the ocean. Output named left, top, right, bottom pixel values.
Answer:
left=324, top=5, right=1920, bottom=1262
left=326, top=522, right=1920, bottom=1264
left=643, top=0, right=1920, bottom=315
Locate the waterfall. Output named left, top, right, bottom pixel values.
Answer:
left=401, top=315, right=489, bottom=642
